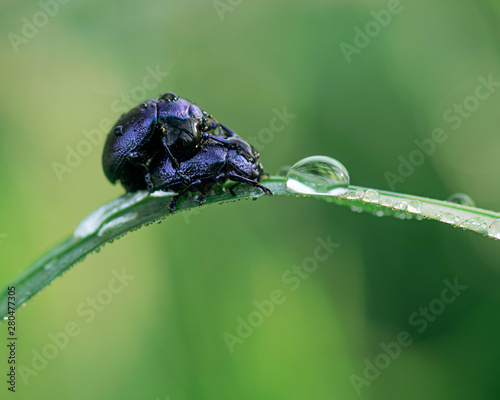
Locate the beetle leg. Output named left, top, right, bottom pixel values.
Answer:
left=198, top=192, right=206, bottom=206
left=229, top=182, right=241, bottom=196
left=219, top=124, right=238, bottom=137
left=127, top=152, right=154, bottom=192
left=202, top=132, right=236, bottom=148
left=226, top=172, right=273, bottom=195
left=161, top=137, right=191, bottom=184
left=161, top=137, right=181, bottom=168
left=215, top=173, right=227, bottom=185
left=169, top=194, right=180, bottom=212
left=144, top=173, right=154, bottom=193
left=168, top=179, right=203, bottom=213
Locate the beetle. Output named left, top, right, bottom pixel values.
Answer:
left=102, top=92, right=235, bottom=192
left=148, top=137, right=272, bottom=212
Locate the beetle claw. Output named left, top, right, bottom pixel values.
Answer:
left=229, top=183, right=240, bottom=197
left=168, top=195, right=179, bottom=213
left=260, top=185, right=273, bottom=195
left=145, top=173, right=154, bottom=193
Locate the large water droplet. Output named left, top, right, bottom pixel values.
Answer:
left=488, top=219, right=500, bottom=239
left=276, top=165, right=291, bottom=177
left=447, top=193, right=476, bottom=207
left=286, top=156, right=350, bottom=196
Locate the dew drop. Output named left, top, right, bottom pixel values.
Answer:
left=161, top=92, right=179, bottom=102
left=407, top=200, right=423, bottom=214
left=393, top=201, right=408, bottom=211
left=439, top=212, right=455, bottom=224
left=447, top=193, right=476, bottom=207
left=285, top=156, right=350, bottom=196
left=355, top=189, right=364, bottom=199
left=114, top=126, right=124, bottom=136
left=43, top=263, right=54, bottom=271
left=381, top=198, right=394, bottom=208
left=345, top=190, right=358, bottom=200
left=140, top=102, right=148, bottom=109
left=459, top=219, right=469, bottom=229
left=470, top=217, right=487, bottom=232
left=488, top=219, right=500, bottom=239
left=362, top=189, right=380, bottom=204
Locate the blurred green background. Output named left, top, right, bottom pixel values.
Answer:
left=1, top=0, right=500, bottom=399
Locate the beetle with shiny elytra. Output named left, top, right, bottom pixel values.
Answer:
left=102, top=92, right=272, bottom=209
left=102, top=92, right=236, bottom=192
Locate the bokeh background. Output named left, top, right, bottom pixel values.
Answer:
left=1, top=0, right=500, bottom=399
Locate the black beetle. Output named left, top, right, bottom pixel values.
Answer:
left=148, top=137, right=272, bottom=211
left=102, top=92, right=234, bottom=192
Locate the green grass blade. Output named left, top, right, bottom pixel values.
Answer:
left=1, top=177, right=499, bottom=320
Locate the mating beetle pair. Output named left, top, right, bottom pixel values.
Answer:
left=102, top=92, right=271, bottom=210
